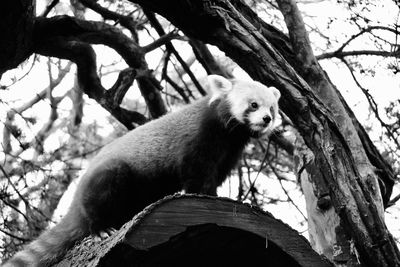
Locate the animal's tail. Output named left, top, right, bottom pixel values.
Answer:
left=2, top=209, right=89, bottom=267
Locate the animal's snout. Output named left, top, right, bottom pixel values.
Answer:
left=263, top=115, right=271, bottom=124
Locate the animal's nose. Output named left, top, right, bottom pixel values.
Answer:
left=263, top=115, right=271, bottom=124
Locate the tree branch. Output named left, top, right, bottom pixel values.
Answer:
left=30, top=59, right=63, bottom=156
left=2, top=61, right=72, bottom=156
left=69, top=4, right=167, bottom=119
left=34, top=15, right=144, bottom=67
left=0, top=227, right=29, bottom=242
left=317, top=49, right=400, bottom=60
left=273, top=164, right=308, bottom=222
left=144, top=10, right=207, bottom=96
left=35, top=38, right=146, bottom=128
left=40, top=0, right=60, bottom=17
left=78, top=0, right=139, bottom=40
left=340, top=58, right=400, bottom=150
left=388, top=193, right=400, bottom=207
left=269, top=131, right=294, bottom=156
left=337, top=26, right=400, bottom=52
left=33, top=15, right=167, bottom=121
left=316, top=25, right=400, bottom=59
left=275, top=0, right=395, bottom=208
left=163, top=74, right=190, bottom=103
left=276, top=0, right=317, bottom=70
left=70, top=77, right=84, bottom=127
left=189, top=38, right=233, bottom=78
left=142, top=30, right=183, bottom=53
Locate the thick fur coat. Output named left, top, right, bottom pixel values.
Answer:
left=3, top=75, right=280, bottom=266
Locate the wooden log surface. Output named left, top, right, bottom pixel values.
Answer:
left=57, top=194, right=332, bottom=267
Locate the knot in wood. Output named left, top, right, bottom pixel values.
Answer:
left=317, top=194, right=332, bottom=210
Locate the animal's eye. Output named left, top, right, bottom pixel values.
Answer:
left=250, top=102, right=258, bottom=109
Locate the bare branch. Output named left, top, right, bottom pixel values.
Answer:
left=388, top=193, right=400, bottom=207
left=269, top=131, right=294, bottom=156
left=78, top=0, right=139, bottom=40
left=70, top=78, right=84, bottom=127
left=142, top=30, right=183, bottom=53
left=0, top=165, right=30, bottom=222
left=276, top=0, right=317, bottom=69
left=167, top=57, right=196, bottom=99
left=0, top=227, right=29, bottom=242
left=33, top=15, right=167, bottom=123
left=36, top=39, right=146, bottom=128
left=40, top=0, right=60, bottom=17
left=163, top=74, right=190, bottom=103
left=2, top=61, right=72, bottom=155
left=273, top=0, right=395, bottom=209
left=317, top=26, right=400, bottom=59
left=340, top=58, right=400, bottom=150
left=144, top=10, right=207, bottom=96
left=274, top=165, right=308, bottom=222
left=34, top=16, right=143, bottom=67
left=338, top=26, right=399, bottom=52
left=189, top=38, right=233, bottom=78
left=0, top=195, right=29, bottom=223
left=317, top=49, right=400, bottom=60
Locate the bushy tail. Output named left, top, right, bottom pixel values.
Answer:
left=2, top=209, right=89, bottom=267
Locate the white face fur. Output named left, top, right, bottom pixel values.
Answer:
left=207, top=75, right=281, bottom=135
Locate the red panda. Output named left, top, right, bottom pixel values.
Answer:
left=3, top=75, right=280, bottom=267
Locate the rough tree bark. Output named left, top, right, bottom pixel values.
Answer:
left=127, top=1, right=399, bottom=266
left=0, top=0, right=35, bottom=76
left=277, top=0, right=394, bottom=265
left=57, top=195, right=333, bottom=267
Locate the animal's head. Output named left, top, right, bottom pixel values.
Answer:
left=207, top=74, right=280, bottom=137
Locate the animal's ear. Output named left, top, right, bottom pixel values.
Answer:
left=207, top=75, right=232, bottom=103
left=270, top=87, right=281, bottom=100
left=207, top=75, right=232, bottom=93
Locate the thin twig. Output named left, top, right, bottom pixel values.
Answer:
left=0, top=227, right=30, bottom=242
left=40, top=0, right=60, bottom=17
left=341, top=58, right=400, bottom=149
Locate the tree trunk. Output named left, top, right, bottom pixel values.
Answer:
left=0, top=0, right=34, bottom=76
left=130, top=1, right=399, bottom=266
left=56, top=195, right=332, bottom=267
left=295, top=137, right=360, bottom=266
